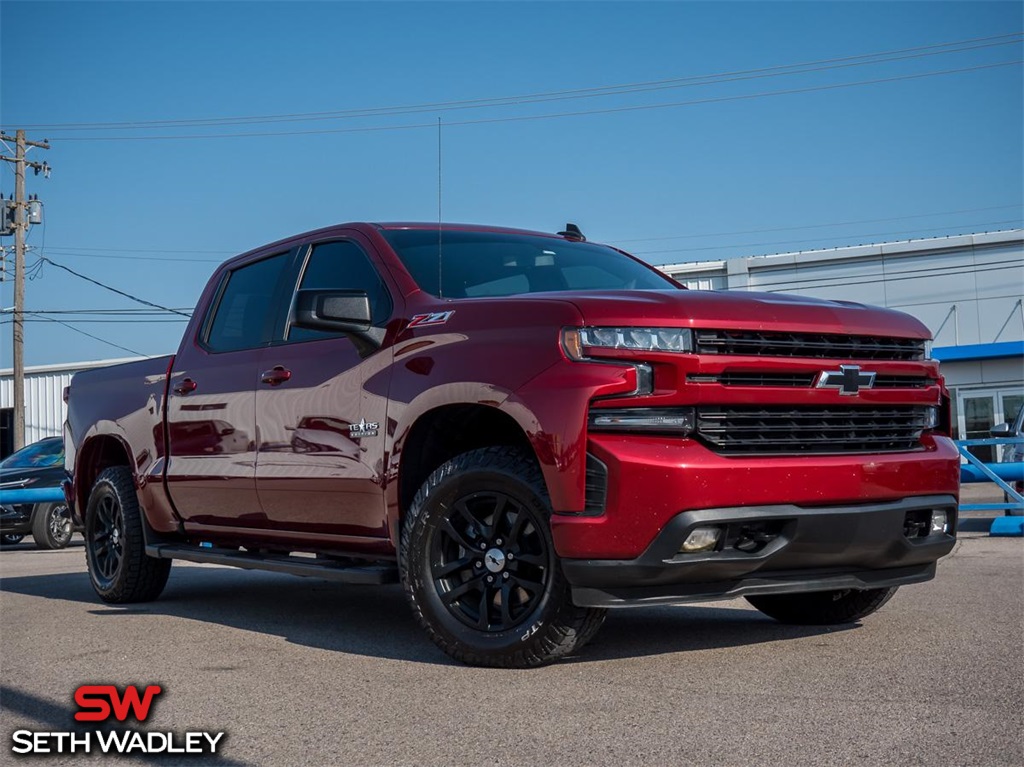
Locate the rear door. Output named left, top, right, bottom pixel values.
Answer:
left=254, top=233, right=396, bottom=544
left=165, top=250, right=292, bottom=529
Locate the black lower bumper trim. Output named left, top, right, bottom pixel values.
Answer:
left=572, top=563, right=936, bottom=608
left=563, top=495, right=957, bottom=607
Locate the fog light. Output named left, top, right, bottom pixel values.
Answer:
left=930, top=510, right=948, bottom=534
left=680, top=526, right=721, bottom=553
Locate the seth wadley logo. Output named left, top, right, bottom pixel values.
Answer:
left=11, top=684, right=225, bottom=756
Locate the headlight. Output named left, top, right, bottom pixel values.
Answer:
left=562, top=327, right=693, bottom=359
left=924, top=406, right=940, bottom=430
left=588, top=407, right=695, bottom=435
left=923, top=339, right=933, bottom=360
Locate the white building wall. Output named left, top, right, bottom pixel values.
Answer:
left=0, top=357, right=145, bottom=446
left=661, top=231, right=1024, bottom=346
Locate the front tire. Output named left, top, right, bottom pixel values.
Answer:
left=746, top=587, right=898, bottom=625
left=31, top=502, right=74, bottom=549
left=85, top=466, right=171, bottom=603
left=400, top=447, right=605, bottom=668
left=1, top=533, right=25, bottom=546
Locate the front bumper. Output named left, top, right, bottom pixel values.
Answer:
left=0, top=504, right=34, bottom=534
left=563, top=494, right=957, bottom=607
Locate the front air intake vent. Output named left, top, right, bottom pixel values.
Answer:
left=696, top=406, right=932, bottom=454
left=584, top=453, right=608, bottom=514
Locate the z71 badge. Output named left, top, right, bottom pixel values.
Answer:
left=408, top=311, right=455, bottom=328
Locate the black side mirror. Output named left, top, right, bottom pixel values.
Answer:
left=293, top=290, right=384, bottom=355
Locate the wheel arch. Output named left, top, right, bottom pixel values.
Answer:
left=391, top=403, right=541, bottom=542
left=74, top=434, right=134, bottom=514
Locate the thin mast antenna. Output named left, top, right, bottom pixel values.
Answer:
left=437, top=116, right=443, bottom=298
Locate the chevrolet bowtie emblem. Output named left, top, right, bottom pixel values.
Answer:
left=816, top=365, right=876, bottom=395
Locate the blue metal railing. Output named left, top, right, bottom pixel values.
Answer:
left=955, top=437, right=1024, bottom=513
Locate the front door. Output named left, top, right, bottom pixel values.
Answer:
left=254, top=236, right=395, bottom=542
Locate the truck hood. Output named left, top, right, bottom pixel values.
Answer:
left=539, top=289, right=931, bottom=339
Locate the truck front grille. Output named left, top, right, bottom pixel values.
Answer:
left=696, top=406, right=932, bottom=454
left=693, top=330, right=926, bottom=361
left=687, top=372, right=934, bottom=388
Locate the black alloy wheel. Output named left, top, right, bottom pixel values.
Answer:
left=88, top=492, right=124, bottom=586
left=32, top=502, right=73, bottom=549
left=401, top=446, right=606, bottom=668
left=83, top=466, right=170, bottom=603
left=430, top=490, right=552, bottom=632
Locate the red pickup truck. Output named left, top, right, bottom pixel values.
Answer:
left=64, top=222, right=959, bottom=667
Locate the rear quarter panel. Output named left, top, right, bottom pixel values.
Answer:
left=66, top=356, right=178, bottom=532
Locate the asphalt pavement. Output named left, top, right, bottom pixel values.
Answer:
left=1, top=527, right=1021, bottom=767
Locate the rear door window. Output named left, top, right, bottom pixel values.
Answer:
left=204, top=253, right=290, bottom=352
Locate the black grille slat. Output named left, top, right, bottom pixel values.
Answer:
left=689, top=372, right=934, bottom=389
left=694, top=330, right=926, bottom=361
left=689, top=373, right=817, bottom=387
left=696, top=406, right=930, bottom=454
left=873, top=375, right=934, bottom=389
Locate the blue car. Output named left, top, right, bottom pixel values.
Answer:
left=0, top=437, right=77, bottom=548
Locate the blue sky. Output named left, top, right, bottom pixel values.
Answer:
left=1, top=1, right=1021, bottom=365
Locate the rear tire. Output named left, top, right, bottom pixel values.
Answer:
left=400, top=446, right=605, bottom=667
left=1, top=533, right=25, bottom=546
left=746, top=587, right=898, bottom=625
left=31, top=502, right=74, bottom=549
left=85, top=466, right=171, bottom=603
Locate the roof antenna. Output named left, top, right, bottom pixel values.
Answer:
left=559, top=222, right=586, bottom=242
left=437, top=116, right=443, bottom=298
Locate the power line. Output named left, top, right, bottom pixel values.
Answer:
left=18, top=315, right=187, bottom=324
left=40, top=250, right=224, bottom=263
left=23, top=313, right=146, bottom=356
left=37, top=257, right=192, bottom=316
left=46, top=59, right=1024, bottom=142
left=640, top=220, right=1024, bottom=257
left=15, top=32, right=1021, bottom=131
left=42, top=245, right=234, bottom=254
left=27, top=308, right=193, bottom=315
left=610, top=204, right=1024, bottom=244
left=35, top=203, right=1023, bottom=258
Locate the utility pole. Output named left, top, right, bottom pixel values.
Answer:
left=1, top=130, right=50, bottom=451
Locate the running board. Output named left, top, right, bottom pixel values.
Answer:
left=145, top=543, right=398, bottom=585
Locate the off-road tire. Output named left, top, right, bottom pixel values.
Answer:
left=400, top=446, right=606, bottom=667
left=746, top=586, right=899, bottom=625
left=85, top=466, right=171, bottom=603
left=31, top=502, right=74, bottom=549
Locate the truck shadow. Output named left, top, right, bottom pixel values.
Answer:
left=1, top=565, right=854, bottom=666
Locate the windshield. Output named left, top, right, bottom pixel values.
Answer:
left=0, top=438, right=64, bottom=469
left=381, top=229, right=679, bottom=298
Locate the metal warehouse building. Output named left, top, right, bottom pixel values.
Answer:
left=659, top=229, right=1024, bottom=453
left=0, top=357, right=146, bottom=457
left=1, top=229, right=1022, bottom=460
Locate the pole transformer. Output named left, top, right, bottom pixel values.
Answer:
left=1, top=130, right=50, bottom=451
